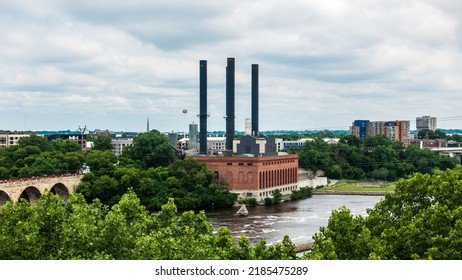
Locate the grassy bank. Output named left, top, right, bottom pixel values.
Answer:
left=317, top=180, right=395, bottom=193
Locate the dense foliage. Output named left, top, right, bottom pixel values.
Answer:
left=290, top=186, right=313, bottom=200
left=417, top=129, right=447, bottom=139
left=0, top=192, right=296, bottom=260
left=305, top=167, right=462, bottom=259
left=78, top=157, right=237, bottom=210
left=78, top=129, right=236, bottom=210
left=0, top=135, right=84, bottom=179
left=290, top=135, right=459, bottom=181
left=268, top=129, right=341, bottom=140
left=88, top=134, right=114, bottom=151
left=121, top=130, right=176, bottom=168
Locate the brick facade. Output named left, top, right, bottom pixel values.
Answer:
left=194, top=154, right=299, bottom=200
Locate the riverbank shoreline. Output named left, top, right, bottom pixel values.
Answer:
left=312, top=190, right=392, bottom=196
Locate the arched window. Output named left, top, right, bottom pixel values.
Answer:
left=238, top=171, right=244, bottom=183
left=247, top=172, right=253, bottom=184
left=226, top=171, right=233, bottom=183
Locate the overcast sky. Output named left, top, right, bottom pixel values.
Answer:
left=1, top=0, right=461, bottom=133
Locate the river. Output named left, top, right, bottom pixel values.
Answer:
left=205, top=195, right=383, bottom=244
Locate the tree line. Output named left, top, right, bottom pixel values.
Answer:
left=289, top=135, right=459, bottom=181
left=0, top=135, right=84, bottom=180
left=0, top=192, right=295, bottom=260
left=305, top=166, right=462, bottom=259
left=2, top=167, right=462, bottom=259
left=78, top=130, right=236, bottom=210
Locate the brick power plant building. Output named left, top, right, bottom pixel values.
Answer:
left=193, top=59, right=302, bottom=200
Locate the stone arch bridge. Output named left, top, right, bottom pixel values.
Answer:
left=0, top=174, right=83, bottom=205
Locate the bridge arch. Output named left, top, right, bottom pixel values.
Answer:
left=19, top=186, right=41, bottom=204
left=0, top=190, right=11, bottom=205
left=50, top=183, right=70, bottom=201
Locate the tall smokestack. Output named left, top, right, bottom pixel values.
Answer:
left=226, top=57, right=235, bottom=150
left=199, top=60, right=208, bottom=155
left=251, top=64, right=259, bottom=137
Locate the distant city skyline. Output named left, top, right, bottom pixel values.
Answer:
left=1, top=1, right=462, bottom=132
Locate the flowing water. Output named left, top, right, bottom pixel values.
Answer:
left=205, top=195, right=383, bottom=244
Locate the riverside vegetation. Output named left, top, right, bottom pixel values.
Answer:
left=288, top=134, right=458, bottom=181
left=1, top=130, right=462, bottom=259
left=2, top=167, right=462, bottom=259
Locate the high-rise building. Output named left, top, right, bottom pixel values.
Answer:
left=366, top=120, right=410, bottom=146
left=350, top=120, right=370, bottom=139
left=416, top=116, right=437, bottom=132
left=351, top=119, right=410, bottom=146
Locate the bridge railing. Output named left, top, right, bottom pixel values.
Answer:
left=0, top=172, right=84, bottom=185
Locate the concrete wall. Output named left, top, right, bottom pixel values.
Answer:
left=298, top=176, right=328, bottom=188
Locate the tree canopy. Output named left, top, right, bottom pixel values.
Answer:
left=417, top=129, right=446, bottom=139
left=305, top=166, right=462, bottom=260
left=121, top=130, right=175, bottom=168
left=290, top=135, right=459, bottom=181
left=0, top=192, right=296, bottom=260
left=0, top=136, right=84, bottom=179
left=77, top=157, right=237, bottom=210
left=89, top=134, right=114, bottom=151
left=78, top=129, right=236, bottom=210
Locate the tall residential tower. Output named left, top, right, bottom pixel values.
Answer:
left=416, top=116, right=437, bottom=133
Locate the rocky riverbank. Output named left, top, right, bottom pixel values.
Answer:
left=294, top=241, right=314, bottom=253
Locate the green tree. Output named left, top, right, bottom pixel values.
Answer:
left=78, top=174, right=121, bottom=206
left=339, top=134, right=361, bottom=148
left=417, top=129, right=446, bottom=139
left=18, top=134, right=52, bottom=152
left=272, top=189, right=283, bottom=205
left=90, top=135, right=114, bottom=151
left=305, top=167, right=462, bottom=260
left=52, top=139, right=82, bottom=153
left=77, top=158, right=236, bottom=211
left=0, top=192, right=297, bottom=260
left=122, top=130, right=175, bottom=168
left=85, top=150, right=118, bottom=176
left=0, top=136, right=85, bottom=179
left=293, top=134, right=456, bottom=181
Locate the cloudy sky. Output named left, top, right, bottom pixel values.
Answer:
left=1, top=0, right=461, bottom=133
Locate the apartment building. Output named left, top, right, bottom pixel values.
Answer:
left=0, top=131, right=35, bottom=148
left=351, top=120, right=410, bottom=146
left=111, top=138, right=134, bottom=156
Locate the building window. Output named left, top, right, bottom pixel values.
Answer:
left=238, top=172, right=244, bottom=183
left=226, top=171, right=233, bottom=183
left=247, top=172, right=253, bottom=184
